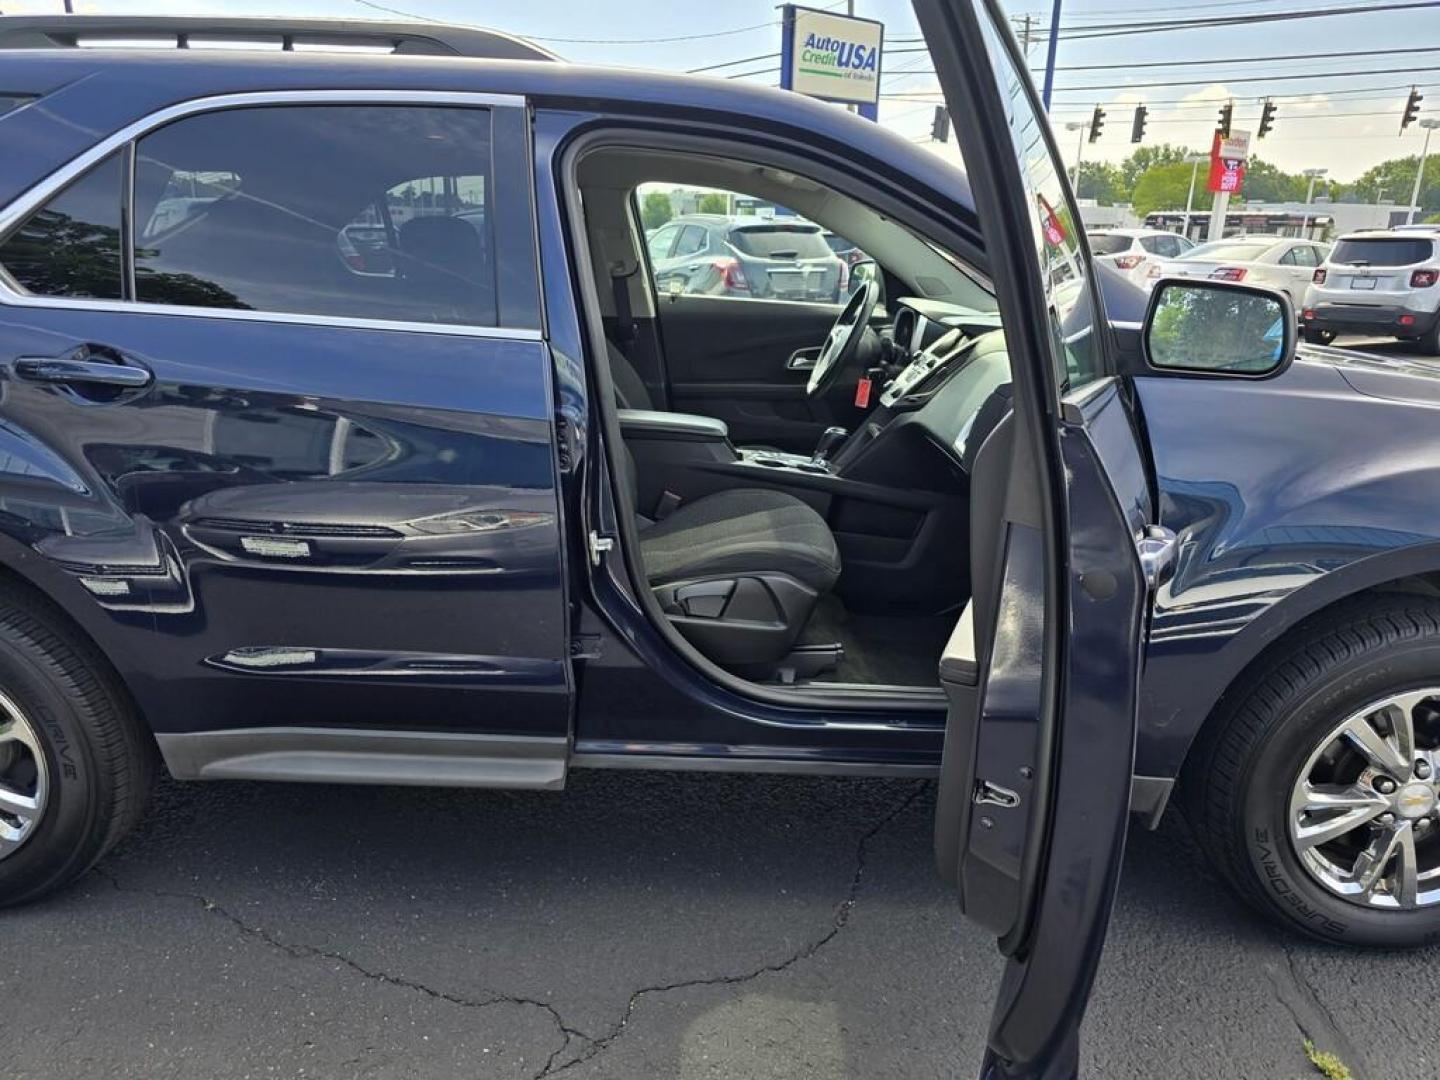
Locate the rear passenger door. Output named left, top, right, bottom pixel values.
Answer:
left=0, top=94, right=574, bottom=785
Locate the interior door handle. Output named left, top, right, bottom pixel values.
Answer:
left=14, top=354, right=153, bottom=389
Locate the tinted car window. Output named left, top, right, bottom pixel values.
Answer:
left=647, top=224, right=679, bottom=260
left=1330, top=237, right=1434, bottom=266
left=674, top=225, right=708, bottom=257
left=1089, top=234, right=1132, bottom=256
left=975, top=14, right=1105, bottom=391
left=0, top=151, right=125, bottom=300
left=1280, top=245, right=1318, bottom=268
left=729, top=225, right=834, bottom=259
left=1185, top=240, right=1272, bottom=262
left=133, top=105, right=499, bottom=325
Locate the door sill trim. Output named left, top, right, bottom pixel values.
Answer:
left=157, top=727, right=568, bottom=789
left=571, top=750, right=938, bottom=778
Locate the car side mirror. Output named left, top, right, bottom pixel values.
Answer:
left=665, top=277, right=685, bottom=299
left=850, top=260, right=878, bottom=286
left=1143, top=278, right=1294, bottom=378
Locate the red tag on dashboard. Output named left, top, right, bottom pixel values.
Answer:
left=854, top=377, right=872, bottom=408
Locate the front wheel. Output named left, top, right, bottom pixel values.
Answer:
left=0, top=584, right=153, bottom=906
left=1188, top=596, right=1440, bottom=948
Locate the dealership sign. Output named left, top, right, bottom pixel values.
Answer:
left=1207, top=129, right=1251, bottom=195
left=780, top=5, right=884, bottom=116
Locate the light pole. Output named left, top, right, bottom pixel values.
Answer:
left=1301, top=167, right=1327, bottom=238
left=1066, top=121, right=1088, bottom=190
left=1407, top=119, right=1439, bottom=225
left=1181, top=153, right=1206, bottom=241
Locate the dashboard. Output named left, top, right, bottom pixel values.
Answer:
left=832, top=297, right=1011, bottom=479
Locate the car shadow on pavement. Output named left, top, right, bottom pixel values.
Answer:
left=6, top=771, right=1440, bottom=1079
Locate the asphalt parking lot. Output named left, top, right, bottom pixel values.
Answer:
left=3, top=769, right=1438, bottom=1080
left=1334, top=334, right=1440, bottom=359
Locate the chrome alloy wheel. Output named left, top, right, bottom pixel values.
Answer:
left=0, top=690, right=48, bottom=860
left=1289, top=689, right=1440, bottom=909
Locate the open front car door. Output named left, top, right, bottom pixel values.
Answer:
left=914, top=1, right=1156, bottom=1076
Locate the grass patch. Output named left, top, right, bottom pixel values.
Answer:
left=1303, top=1039, right=1352, bottom=1080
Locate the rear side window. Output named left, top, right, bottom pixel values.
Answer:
left=1330, top=238, right=1433, bottom=267
left=728, top=225, right=833, bottom=259
left=132, top=105, right=500, bottom=325
left=674, top=225, right=708, bottom=257
left=1088, top=234, right=1131, bottom=256
left=0, top=151, right=125, bottom=300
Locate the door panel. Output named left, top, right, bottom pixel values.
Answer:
left=0, top=95, right=573, bottom=768
left=659, top=293, right=843, bottom=451
left=915, top=0, right=1153, bottom=1075
left=0, top=307, right=571, bottom=742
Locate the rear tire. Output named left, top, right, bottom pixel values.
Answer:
left=1187, top=595, right=1440, bottom=948
left=1302, top=328, right=1336, bottom=346
left=0, top=584, right=153, bottom=907
left=1417, top=319, right=1440, bottom=357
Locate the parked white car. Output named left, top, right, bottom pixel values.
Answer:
left=1145, top=235, right=1331, bottom=305
left=1301, top=230, right=1440, bottom=351
left=1087, top=227, right=1193, bottom=285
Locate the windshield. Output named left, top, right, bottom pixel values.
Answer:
left=1184, top=240, right=1273, bottom=262
left=1330, top=237, right=1434, bottom=266
left=728, top=224, right=834, bottom=259
left=1088, top=234, right=1132, bottom=256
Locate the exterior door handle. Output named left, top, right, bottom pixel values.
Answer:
left=14, top=354, right=153, bottom=389
left=1135, top=524, right=1179, bottom=590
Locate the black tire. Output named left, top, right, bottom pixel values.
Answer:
left=1186, top=594, right=1440, bottom=948
left=1301, top=328, right=1336, bottom=346
left=1416, top=319, right=1440, bottom=358
left=0, top=582, right=153, bottom=907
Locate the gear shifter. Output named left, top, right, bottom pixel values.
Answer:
left=812, top=426, right=849, bottom=467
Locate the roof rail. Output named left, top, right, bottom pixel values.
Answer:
left=0, top=15, right=558, bottom=61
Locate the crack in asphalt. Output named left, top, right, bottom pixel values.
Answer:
left=534, top=780, right=930, bottom=1078
left=89, top=865, right=592, bottom=1080
left=1264, top=942, right=1366, bottom=1080
left=88, top=778, right=926, bottom=1080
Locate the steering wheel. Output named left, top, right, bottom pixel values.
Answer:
left=807, top=277, right=881, bottom=397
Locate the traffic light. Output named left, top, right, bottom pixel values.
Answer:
left=1131, top=104, right=1148, bottom=144
left=931, top=105, right=950, bottom=143
left=1258, top=98, right=1277, bottom=139
left=1402, top=87, right=1424, bottom=133
left=1089, top=104, right=1105, bottom=142
left=1217, top=101, right=1233, bottom=137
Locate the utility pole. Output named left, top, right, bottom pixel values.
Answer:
left=1407, top=119, right=1438, bottom=225
left=1019, top=14, right=1033, bottom=56
left=1181, top=153, right=1206, bottom=241
left=1040, top=0, right=1063, bottom=111
left=1301, top=167, right=1327, bottom=238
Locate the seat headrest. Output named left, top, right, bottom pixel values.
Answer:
left=397, top=216, right=484, bottom=280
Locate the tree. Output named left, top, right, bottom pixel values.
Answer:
left=1238, top=157, right=1308, bottom=204
left=695, top=192, right=729, bottom=214
left=640, top=191, right=673, bottom=231
left=1119, top=144, right=1191, bottom=194
left=1130, top=161, right=1214, bottom=218
left=1346, top=154, right=1440, bottom=217
left=1074, top=161, right=1126, bottom=206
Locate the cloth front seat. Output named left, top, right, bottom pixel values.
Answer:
left=620, top=442, right=840, bottom=670
left=638, top=487, right=841, bottom=593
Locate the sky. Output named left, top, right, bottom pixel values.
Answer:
left=3, top=0, right=1436, bottom=185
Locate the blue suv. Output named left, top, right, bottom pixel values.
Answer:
left=2, top=7, right=1440, bottom=1075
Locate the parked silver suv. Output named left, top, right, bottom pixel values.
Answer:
left=1302, top=230, right=1440, bottom=351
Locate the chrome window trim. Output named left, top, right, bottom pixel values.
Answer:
left=0, top=88, right=540, bottom=342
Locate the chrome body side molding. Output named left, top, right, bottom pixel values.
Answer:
left=157, top=727, right=568, bottom=789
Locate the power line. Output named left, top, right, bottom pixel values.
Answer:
left=1050, top=2, right=1440, bottom=41
left=1041, top=45, right=1440, bottom=72
left=1051, top=65, right=1440, bottom=94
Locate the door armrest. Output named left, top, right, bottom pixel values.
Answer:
left=939, top=602, right=977, bottom=686
left=618, top=409, right=729, bottom=443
